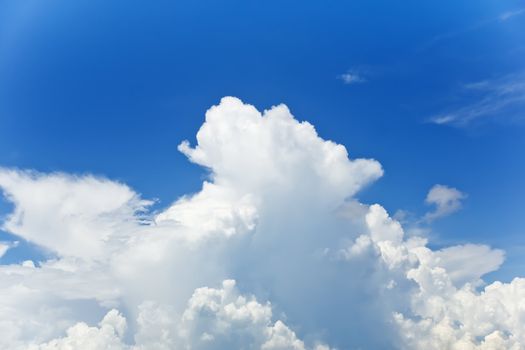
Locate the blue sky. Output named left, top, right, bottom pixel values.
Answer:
left=0, top=2, right=525, bottom=348
left=2, top=0, right=523, bottom=278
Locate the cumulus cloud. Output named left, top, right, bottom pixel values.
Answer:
left=32, top=310, right=127, bottom=350
left=176, top=279, right=328, bottom=350
left=0, top=97, right=523, bottom=349
left=348, top=204, right=525, bottom=349
left=423, top=184, right=466, bottom=222
left=434, top=244, right=505, bottom=287
left=31, top=280, right=327, bottom=350
left=0, top=169, right=151, bottom=260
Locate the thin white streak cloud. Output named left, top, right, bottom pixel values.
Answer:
left=418, top=8, right=525, bottom=52
left=499, top=8, right=525, bottom=21
left=429, top=73, right=525, bottom=127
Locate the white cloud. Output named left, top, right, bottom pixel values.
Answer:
left=33, top=310, right=127, bottom=350
left=178, top=97, right=382, bottom=201
left=0, top=97, right=523, bottom=349
left=429, top=72, right=525, bottom=127
left=155, top=181, right=258, bottom=241
left=349, top=203, right=525, bottom=349
left=176, top=279, right=325, bottom=350
left=30, top=280, right=328, bottom=350
left=338, top=71, right=365, bottom=84
left=0, top=169, right=151, bottom=260
left=434, top=244, right=505, bottom=287
left=423, top=184, right=466, bottom=221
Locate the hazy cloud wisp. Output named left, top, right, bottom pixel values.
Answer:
left=430, top=72, right=525, bottom=127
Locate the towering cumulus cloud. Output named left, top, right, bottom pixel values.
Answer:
left=0, top=97, right=523, bottom=349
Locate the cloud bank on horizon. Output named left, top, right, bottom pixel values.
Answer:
left=0, top=97, right=524, bottom=350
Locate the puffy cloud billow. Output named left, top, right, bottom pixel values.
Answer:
left=0, top=97, right=523, bottom=349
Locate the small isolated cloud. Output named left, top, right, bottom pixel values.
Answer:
left=423, top=184, right=466, bottom=222
left=338, top=70, right=365, bottom=84
left=429, top=72, right=525, bottom=127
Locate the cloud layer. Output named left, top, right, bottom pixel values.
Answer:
left=0, top=97, right=523, bottom=349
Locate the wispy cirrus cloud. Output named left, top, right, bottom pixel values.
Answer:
left=499, top=8, right=525, bottom=21
left=429, top=72, right=525, bottom=127
left=418, top=7, right=525, bottom=52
